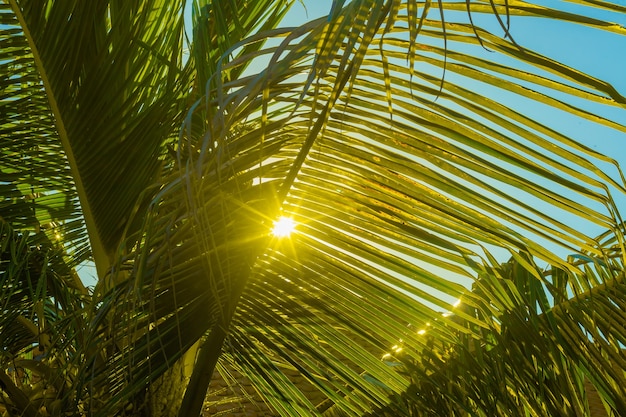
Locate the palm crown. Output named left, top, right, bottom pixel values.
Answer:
left=1, top=0, right=625, bottom=416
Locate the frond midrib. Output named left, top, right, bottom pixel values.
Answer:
left=8, top=0, right=110, bottom=277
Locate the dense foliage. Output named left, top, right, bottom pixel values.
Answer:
left=1, top=0, right=625, bottom=416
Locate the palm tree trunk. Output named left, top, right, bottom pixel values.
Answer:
left=177, top=324, right=229, bottom=417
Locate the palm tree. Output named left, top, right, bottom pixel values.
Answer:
left=366, top=234, right=626, bottom=416
left=1, top=0, right=625, bottom=416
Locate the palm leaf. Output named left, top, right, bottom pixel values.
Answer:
left=2, top=0, right=625, bottom=416
left=106, top=0, right=624, bottom=413
left=188, top=1, right=624, bottom=414
left=369, top=238, right=626, bottom=416
left=0, top=220, right=87, bottom=416
left=0, top=4, right=89, bottom=268
left=2, top=0, right=191, bottom=276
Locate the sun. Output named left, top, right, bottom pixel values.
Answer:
left=272, top=216, right=296, bottom=237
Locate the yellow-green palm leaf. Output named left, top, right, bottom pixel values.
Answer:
left=2, top=0, right=625, bottom=416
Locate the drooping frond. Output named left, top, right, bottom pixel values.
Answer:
left=184, top=1, right=625, bottom=414
left=0, top=221, right=87, bottom=416
left=366, top=235, right=626, bottom=416
left=2, top=0, right=192, bottom=276
left=0, top=3, right=89, bottom=268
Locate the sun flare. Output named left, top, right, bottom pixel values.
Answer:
left=272, top=216, right=296, bottom=237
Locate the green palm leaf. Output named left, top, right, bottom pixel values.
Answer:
left=181, top=1, right=624, bottom=414
left=0, top=4, right=89, bottom=268
left=2, top=0, right=191, bottom=276
left=2, top=0, right=626, bottom=416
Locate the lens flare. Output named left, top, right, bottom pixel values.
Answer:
left=272, top=216, right=296, bottom=237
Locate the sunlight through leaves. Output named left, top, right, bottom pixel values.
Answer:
left=272, top=216, right=296, bottom=237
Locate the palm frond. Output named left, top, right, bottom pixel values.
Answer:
left=0, top=221, right=87, bottom=416
left=369, top=235, right=626, bottom=416
left=177, top=0, right=625, bottom=414
left=0, top=4, right=89, bottom=268
left=2, top=0, right=625, bottom=416
left=3, top=0, right=191, bottom=275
